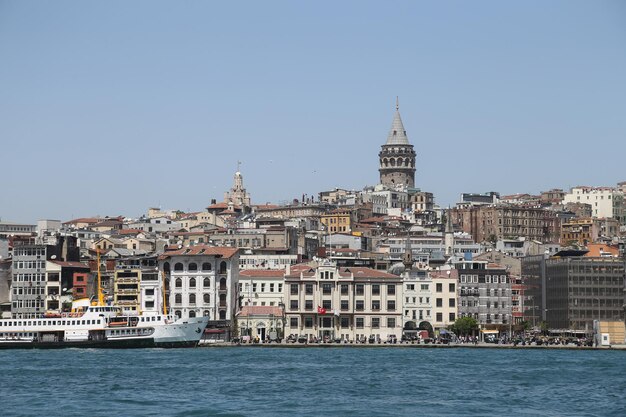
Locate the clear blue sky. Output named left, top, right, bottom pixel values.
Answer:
left=1, top=1, right=625, bottom=223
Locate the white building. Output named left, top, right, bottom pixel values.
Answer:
left=238, top=269, right=285, bottom=307
left=563, top=186, right=623, bottom=219
left=160, top=246, right=239, bottom=322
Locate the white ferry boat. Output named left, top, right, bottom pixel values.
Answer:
left=0, top=300, right=209, bottom=349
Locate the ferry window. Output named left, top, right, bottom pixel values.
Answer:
left=157, top=316, right=161, bottom=321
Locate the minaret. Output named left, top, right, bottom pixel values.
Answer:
left=444, top=208, right=454, bottom=257
left=379, top=97, right=416, bottom=188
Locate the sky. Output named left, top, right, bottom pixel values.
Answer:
left=1, top=1, right=626, bottom=223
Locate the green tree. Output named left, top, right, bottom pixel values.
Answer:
left=451, top=316, right=478, bottom=336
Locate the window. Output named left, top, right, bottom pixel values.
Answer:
left=189, top=311, right=196, bottom=318
left=270, top=283, right=275, bottom=292
left=436, top=298, right=443, bottom=307
left=387, top=285, right=396, bottom=295
left=188, top=263, right=198, bottom=271
left=356, top=300, right=364, bottom=311
left=175, top=278, right=182, bottom=288
left=371, top=318, right=380, bottom=329
left=387, top=318, right=396, bottom=328
left=341, top=300, right=349, bottom=310
left=387, top=300, right=396, bottom=311
left=305, top=284, right=313, bottom=295
left=449, top=283, right=455, bottom=292
left=322, top=300, right=331, bottom=310
left=189, top=278, right=196, bottom=288
left=436, top=312, right=443, bottom=322
left=322, top=283, right=332, bottom=295
left=372, top=300, right=380, bottom=310
left=203, top=293, right=210, bottom=304
left=356, top=284, right=364, bottom=295
left=174, top=263, right=183, bottom=271
left=201, top=262, right=212, bottom=271
left=436, top=283, right=442, bottom=293
left=372, top=284, right=380, bottom=295
left=290, top=300, right=298, bottom=310
left=145, top=289, right=154, bottom=296
left=305, top=300, right=313, bottom=310
left=203, top=278, right=210, bottom=288
left=290, top=284, right=299, bottom=295
left=449, top=313, right=456, bottom=322
left=290, top=317, right=298, bottom=328
left=356, top=317, right=364, bottom=328
left=174, top=294, right=182, bottom=304
left=189, top=294, right=196, bottom=304
left=420, top=284, right=428, bottom=291
left=304, top=317, right=313, bottom=328
left=341, top=284, right=349, bottom=295
left=341, top=317, right=349, bottom=328
left=449, top=298, right=455, bottom=307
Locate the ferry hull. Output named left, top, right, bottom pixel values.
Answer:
left=0, top=338, right=202, bottom=349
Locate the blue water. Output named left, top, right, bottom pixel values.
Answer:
left=1, top=347, right=625, bottom=416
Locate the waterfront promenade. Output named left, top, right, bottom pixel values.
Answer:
left=201, top=340, right=626, bottom=350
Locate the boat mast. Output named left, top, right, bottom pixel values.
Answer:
left=97, top=248, right=104, bottom=306
left=162, top=270, right=168, bottom=316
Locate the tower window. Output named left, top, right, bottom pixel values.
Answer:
left=393, top=130, right=397, bottom=135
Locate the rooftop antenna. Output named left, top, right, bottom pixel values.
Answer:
left=396, top=96, right=399, bottom=111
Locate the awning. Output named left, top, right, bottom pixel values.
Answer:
left=481, top=330, right=499, bottom=334
left=204, top=329, right=225, bottom=334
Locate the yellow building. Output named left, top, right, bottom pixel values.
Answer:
left=321, top=209, right=353, bottom=234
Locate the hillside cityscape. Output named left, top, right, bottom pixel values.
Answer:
left=1, top=103, right=625, bottom=346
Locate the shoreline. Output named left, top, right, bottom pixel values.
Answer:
left=199, top=342, right=626, bottom=350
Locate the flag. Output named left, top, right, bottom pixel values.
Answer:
left=333, top=309, right=340, bottom=317
left=317, top=306, right=326, bottom=315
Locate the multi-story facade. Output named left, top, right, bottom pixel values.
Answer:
left=378, top=99, right=416, bottom=188
left=320, top=208, right=353, bottom=234
left=431, top=270, right=458, bottom=332
left=11, top=245, right=47, bottom=318
left=284, top=261, right=403, bottom=342
left=113, top=255, right=160, bottom=314
left=160, top=246, right=239, bottom=325
left=560, top=218, right=598, bottom=246
left=402, top=269, right=432, bottom=330
left=239, top=269, right=284, bottom=307
left=451, top=205, right=559, bottom=243
left=563, top=186, right=624, bottom=222
left=456, top=261, right=512, bottom=328
left=522, top=253, right=625, bottom=331
left=11, top=238, right=82, bottom=318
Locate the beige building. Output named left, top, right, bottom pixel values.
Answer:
left=236, top=305, right=284, bottom=341
left=239, top=269, right=285, bottom=307
left=430, top=271, right=458, bottom=332
left=284, top=261, right=403, bottom=342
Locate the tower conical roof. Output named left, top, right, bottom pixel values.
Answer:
left=385, top=98, right=410, bottom=145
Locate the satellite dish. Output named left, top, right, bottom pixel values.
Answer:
left=50, top=255, right=57, bottom=259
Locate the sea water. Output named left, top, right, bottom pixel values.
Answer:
left=1, top=347, right=625, bottom=416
